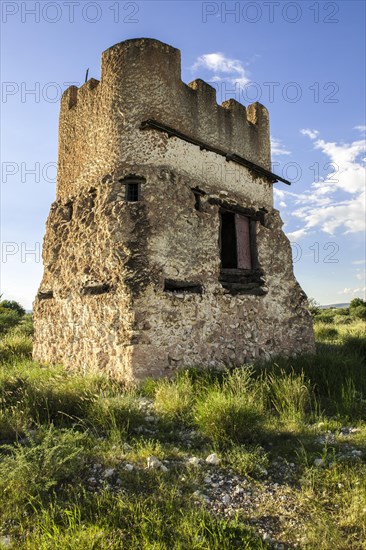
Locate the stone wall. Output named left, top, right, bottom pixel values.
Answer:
left=33, top=38, right=315, bottom=382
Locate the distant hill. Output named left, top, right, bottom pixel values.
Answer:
left=319, top=303, right=349, bottom=309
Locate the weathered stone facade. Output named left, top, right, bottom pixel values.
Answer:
left=33, top=38, right=315, bottom=382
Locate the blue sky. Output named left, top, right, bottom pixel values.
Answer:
left=1, top=0, right=365, bottom=309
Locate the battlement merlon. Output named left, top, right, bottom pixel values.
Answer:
left=57, top=38, right=272, bottom=197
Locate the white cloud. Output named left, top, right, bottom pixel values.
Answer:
left=191, top=52, right=249, bottom=87
left=287, top=228, right=309, bottom=240
left=271, top=137, right=291, bottom=156
left=285, top=129, right=366, bottom=238
left=354, top=125, right=366, bottom=133
left=353, top=259, right=366, bottom=265
left=300, top=128, right=319, bottom=139
left=338, top=287, right=366, bottom=297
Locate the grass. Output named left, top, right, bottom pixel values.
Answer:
left=0, top=311, right=365, bottom=548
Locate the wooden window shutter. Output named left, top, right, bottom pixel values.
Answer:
left=235, top=214, right=251, bottom=269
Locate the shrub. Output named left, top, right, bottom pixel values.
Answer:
left=335, top=307, right=349, bottom=316
left=0, top=426, right=92, bottom=507
left=266, top=369, right=313, bottom=426
left=0, top=308, right=22, bottom=335
left=350, top=305, right=366, bottom=320
left=87, top=394, right=144, bottom=435
left=0, top=333, right=32, bottom=362
left=333, top=315, right=352, bottom=325
left=11, top=313, right=34, bottom=337
left=314, top=313, right=335, bottom=324
left=315, top=324, right=339, bottom=341
left=193, top=368, right=264, bottom=446
left=224, top=444, right=269, bottom=477
left=349, top=298, right=365, bottom=309
left=0, top=299, right=26, bottom=317
left=307, top=297, right=320, bottom=316
left=154, top=371, right=195, bottom=423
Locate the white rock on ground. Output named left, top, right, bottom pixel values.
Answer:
left=188, top=456, right=201, bottom=466
left=314, top=458, right=325, bottom=467
left=206, top=453, right=221, bottom=465
left=147, top=456, right=163, bottom=469
left=124, top=463, right=134, bottom=471
left=103, top=468, right=115, bottom=478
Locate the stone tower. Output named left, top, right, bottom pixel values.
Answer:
left=33, top=38, right=315, bottom=382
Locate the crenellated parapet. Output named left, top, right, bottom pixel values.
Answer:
left=57, top=38, right=271, bottom=199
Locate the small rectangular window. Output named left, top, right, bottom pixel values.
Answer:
left=220, top=212, right=252, bottom=270
left=126, top=182, right=139, bottom=202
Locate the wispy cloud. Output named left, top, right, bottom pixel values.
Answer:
left=283, top=129, right=366, bottom=239
left=191, top=52, right=249, bottom=87
left=287, top=227, right=308, bottom=240
left=271, top=137, right=291, bottom=156
left=338, top=286, right=366, bottom=297
left=354, top=125, right=366, bottom=133
left=300, top=128, right=319, bottom=139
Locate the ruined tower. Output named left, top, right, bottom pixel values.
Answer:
left=33, top=38, right=315, bottom=382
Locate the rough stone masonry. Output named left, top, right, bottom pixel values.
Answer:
left=33, top=38, right=315, bottom=382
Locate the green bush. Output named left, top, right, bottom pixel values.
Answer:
left=333, top=315, right=352, bottom=325
left=0, top=308, right=22, bottom=335
left=154, top=371, right=195, bottom=423
left=87, top=394, right=144, bottom=435
left=0, top=426, right=92, bottom=507
left=0, top=299, right=26, bottom=317
left=193, top=368, right=264, bottom=446
left=315, top=324, right=339, bottom=341
left=335, top=307, right=349, bottom=316
left=350, top=305, right=366, bottom=320
left=0, top=333, right=32, bottom=362
left=266, top=369, right=313, bottom=426
left=11, top=313, right=34, bottom=337
left=314, top=313, right=335, bottom=324
left=349, top=298, right=365, bottom=309
left=224, top=444, right=269, bottom=477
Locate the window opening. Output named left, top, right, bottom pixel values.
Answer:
left=220, top=212, right=252, bottom=270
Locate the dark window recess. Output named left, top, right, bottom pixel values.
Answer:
left=120, top=175, right=145, bottom=202
left=194, top=192, right=201, bottom=211
left=65, top=202, right=73, bottom=221
left=82, top=283, right=111, bottom=296
left=191, top=187, right=205, bottom=211
left=89, top=187, right=97, bottom=208
left=38, top=291, right=54, bottom=300
left=220, top=212, right=251, bottom=270
left=126, top=182, right=139, bottom=202
left=220, top=210, right=265, bottom=295
left=164, top=279, right=202, bottom=294
left=220, top=212, right=237, bottom=268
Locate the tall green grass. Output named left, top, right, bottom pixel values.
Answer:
left=0, top=310, right=365, bottom=548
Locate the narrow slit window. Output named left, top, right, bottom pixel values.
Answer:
left=191, top=188, right=205, bottom=211
left=220, top=212, right=252, bottom=270
left=194, top=192, right=201, bottom=211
